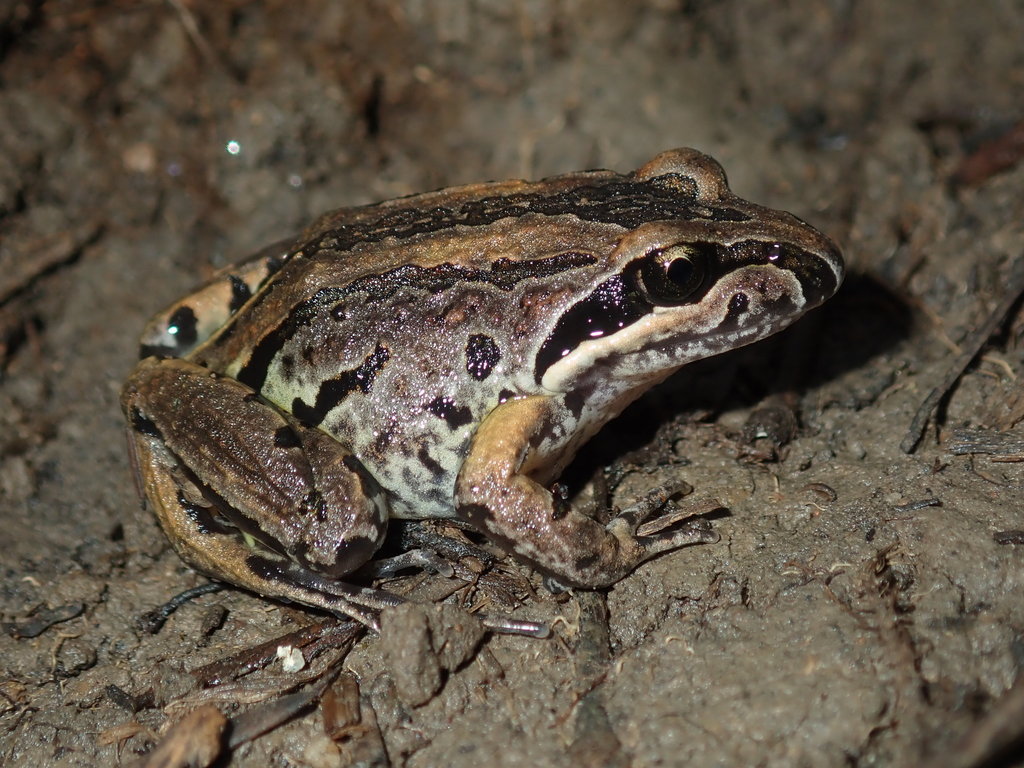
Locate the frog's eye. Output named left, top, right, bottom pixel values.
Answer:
left=635, top=244, right=710, bottom=305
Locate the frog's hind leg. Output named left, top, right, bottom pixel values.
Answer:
left=122, top=356, right=396, bottom=630
left=138, top=237, right=293, bottom=359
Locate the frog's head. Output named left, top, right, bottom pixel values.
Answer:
left=534, top=149, right=844, bottom=397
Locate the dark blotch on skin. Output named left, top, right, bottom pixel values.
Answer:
left=417, top=446, right=444, bottom=477
left=246, top=554, right=288, bottom=583
left=465, top=334, right=501, bottom=381
left=459, top=502, right=495, bottom=529
left=291, top=344, right=391, bottom=427
left=273, top=425, right=302, bottom=448
left=425, top=396, right=473, bottom=430
left=528, top=429, right=546, bottom=449
left=177, top=491, right=231, bottom=536
left=140, top=305, right=198, bottom=358
left=167, top=306, right=199, bottom=348
left=341, top=454, right=384, bottom=503
left=372, top=423, right=396, bottom=454
left=265, top=252, right=287, bottom=274
left=728, top=292, right=749, bottom=314
left=563, top=390, right=585, bottom=420
left=280, top=354, right=296, bottom=380
left=299, top=490, right=325, bottom=519
left=228, top=274, right=252, bottom=313
left=719, top=292, right=751, bottom=333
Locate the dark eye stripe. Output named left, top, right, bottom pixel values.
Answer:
left=533, top=238, right=839, bottom=383
left=534, top=275, right=650, bottom=383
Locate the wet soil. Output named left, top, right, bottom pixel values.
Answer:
left=1, top=2, right=1022, bottom=766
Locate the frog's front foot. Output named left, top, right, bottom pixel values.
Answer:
left=540, top=482, right=720, bottom=593
left=605, top=480, right=720, bottom=564
left=456, top=396, right=722, bottom=589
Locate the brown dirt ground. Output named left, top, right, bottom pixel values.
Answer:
left=1, top=1, right=1023, bottom=766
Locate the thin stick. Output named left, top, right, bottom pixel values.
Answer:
left=902, top=257, right=1024, bottom=454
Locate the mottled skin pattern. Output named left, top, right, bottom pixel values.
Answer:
left=199, top=217, right=620, bottom=520
left=122, top=149, right=843, bottom=628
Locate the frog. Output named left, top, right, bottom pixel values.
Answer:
left=121, top=148, right=843, bottom=630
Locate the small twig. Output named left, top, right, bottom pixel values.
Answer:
left=137, top=582, right=226, bottom=634
left=947, top=427, right=1024, bottom=457
left=190, top=619, right=363, bottom=687
left=953, top=119, right=1024, bottom=187
left=166, top=0, right=240, bottom=82
left=892, top=498, right=942, bottom=513
left=227, top=667, right=342, bottom=749
left=902, top=257, right=1024, bottom=453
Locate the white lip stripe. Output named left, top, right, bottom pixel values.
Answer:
left=540, top=261, right=817, bottom=394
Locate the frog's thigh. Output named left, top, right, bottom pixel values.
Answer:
left=139, top=237, right=290, bottom=358
left=122, top=357, right=388, bottom=594
left=124, top=427, right=288, bottom=604
left=455, top=396, right=644, bottom=588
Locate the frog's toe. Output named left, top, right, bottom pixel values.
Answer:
left=361, top=549, right=455, bottom=579
left=613, top=487, right=724, bottom=562
left=637, top=516, right=719, bottom=556
left=611, top=479, right=694, bottom=532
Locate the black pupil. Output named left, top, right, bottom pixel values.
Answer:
left=665, top=257, right=695, bottom=286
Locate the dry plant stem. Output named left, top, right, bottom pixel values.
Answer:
left=902, top=257, right=1024, bottom=454
left=947, top=427, right=1024, bottom=459
left=227, top=668, right=342, bottom=748
left=189, top=620, right=363, bottom=687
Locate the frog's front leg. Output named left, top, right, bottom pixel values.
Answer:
left=455, top=396, right=719, bottom=588
left=121, top=357, right=396, bottom=628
